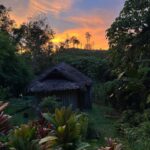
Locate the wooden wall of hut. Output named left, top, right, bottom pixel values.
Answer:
left=52, top=90, right=78, bottom=109
left=33, top=88, right=92, bottom=110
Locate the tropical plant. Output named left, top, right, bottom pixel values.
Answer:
left=0, top=101, right=11, bottom=134
left=9, top=124, right=40, bottom=150
left=123, top=121, right=150, bottom=150
left=98, top=138, right=122, bottom=150
left=70, top=36, right=80, bottom=48
left=0, top=101, right=11, bottom=150
left=31, top=118, right=53, bottom=139
left=40, top=107, right=89, bottom=150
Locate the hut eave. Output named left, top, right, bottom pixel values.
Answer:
left=28, top=79, right=80, bottom=93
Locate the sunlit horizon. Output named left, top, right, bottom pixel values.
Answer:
left=0, top=0, right=125, bottom=50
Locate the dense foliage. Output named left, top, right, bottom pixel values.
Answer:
left=41, top=107, right=89, bottom=150
left=13, top=17, right=54, bottom=73
left=106, top=1, right=150, bottom=149
left=107, top=0, right=150, bottom=72
left=0, top=31, right=32, bottom=95
left=53, top=49, right=111, bottom=81
left=0, top=5, right=14, bottom=33
left=0, top=1, right=150, bottom=149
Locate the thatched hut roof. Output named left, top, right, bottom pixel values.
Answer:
left=28, top=62, right=92, bottom=93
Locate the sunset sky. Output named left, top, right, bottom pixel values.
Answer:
left=0, top=0, right=125, bottom=49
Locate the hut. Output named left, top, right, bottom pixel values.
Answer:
left=27, top=62, right=92, bottom=110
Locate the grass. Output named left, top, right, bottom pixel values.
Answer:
left=87, top=104, right=118, bottom=150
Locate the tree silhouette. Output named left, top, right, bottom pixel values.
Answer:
left=0, top=5, right=15, bottom=33
left=64, top=38, right=70, bottom=48
left=107, top=0, right=150, bottom=71
left=85, top=32, right=92, bottom=50
left=85, top=32, right=91, bottom=45
left=13, top=16, right=54, bottom=73
left=70, top=36, right=80, bottom=48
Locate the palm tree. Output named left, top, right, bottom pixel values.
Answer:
left=64, top=38, right=70, bottom=48
left=70, top=36, right=80, bottom=48
left=74, top=38, right=80, bottom=48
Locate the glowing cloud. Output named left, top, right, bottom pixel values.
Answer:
left=53, top=27, right=108, bottom=50
left=0, top=0, right=124, bottom=49
left=1, top=0, right=76, bottom=24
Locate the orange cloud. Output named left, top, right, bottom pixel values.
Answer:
left=66, top=16, right=104, bottom=28
left=3, top=0, right=76, bottom=24
left=30, top=0, right=75, bottom=15
left=1, top=0, right=110, bottom=49
left=53, top=14, right=109, bottom=49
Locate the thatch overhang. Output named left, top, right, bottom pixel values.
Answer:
left=29, top=80, right=79, bottom=93
left=27, top=62, right=92, bottom=93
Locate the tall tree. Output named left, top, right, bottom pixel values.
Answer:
left=0, top=5, right=14, bottom=33
left=0, top=31, right=32, bottom=95
left=85, top=32, right=91, bottom=45
left=13, top=17, right=55, bottom=73
left=85, top=32, right=92, bottom=50
left=107, top=0, right=150, bottom=72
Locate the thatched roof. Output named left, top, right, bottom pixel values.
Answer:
left=28, top=62, right=92, bottom=93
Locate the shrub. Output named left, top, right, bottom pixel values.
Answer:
left=9, top=124, right=40, bottom=150
left=40, top=107, right=89, bottom=150
left=105, top=79, right=146, bottom=111
left=98, top=138, right=122, bottom=150
left=0, top=101, right=11, bottom=149
left=119, top=110, right=143, bottom=127
left=0, top=101, right=11, bottom=134
left=0, top=87, right=10, bottom=101
left=53, top=49, right=111, bottom=81
left=124, top=122, right=150, bottom=150
left=40, top=96, right=61, bottom=113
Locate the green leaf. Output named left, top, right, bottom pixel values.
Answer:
left=39, top=136, right=57, bottom=144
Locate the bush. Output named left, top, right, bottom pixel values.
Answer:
left=0, top=86, right=10, bottom=101
left=9, top=124, right=40, bottom=150
left=0, top=102, right=11, bottom=135
left=98, top=137, right=122, bottom=150
left=105, top=78, right=146, bottom=111
left=0, top=31, right=33, bottom=95
left=39, top=96, right=61, bottom=113
left=40, top=107, right=89, bottom=150
left=53, top=49, right=111, bottom=81
left=0, top=102, right=11, bottom=149
left=124, top=122, right=150, bottom=150
left=92, top=83, right=106, bottom=105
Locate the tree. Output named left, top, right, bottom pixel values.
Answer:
left=70, top=36, right=80, bottom=48
left=85, top=32, right=92, bottom=50
left=64, top=38, right=70, bottom=48
left=0, top=5, right=14, bottom=33
left=74, top=38, right=80, bottom=48
left=13, top=16, right=55, bottom=73
left=85, top=32, right=91, bottom=44
left=107, top=0, right=150, bottom=72
left=0, top=31, right=32, bottom=95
